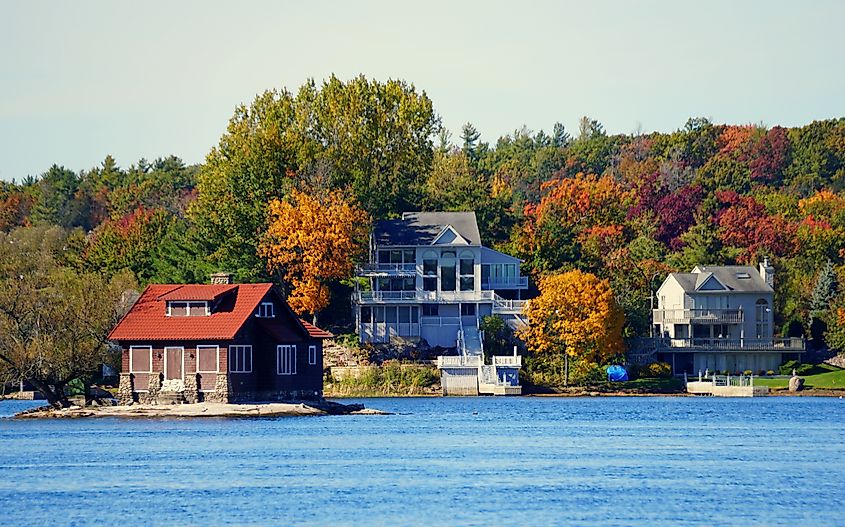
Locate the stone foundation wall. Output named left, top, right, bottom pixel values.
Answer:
left=183, top=373, right=199, bottom=404
left=142, top=372, right=163, bottom=404
left=204, top=373, right=231, bottom=403
left=117, top=373, right=134, bottom=405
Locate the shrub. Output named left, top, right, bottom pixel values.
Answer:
left=743, top=370, right=753, bottom=376
left=766, top=370, right=775, bottom=376
left=640, top=361, right=672, bottom=378
left=779, top=360, right=813, bottom=376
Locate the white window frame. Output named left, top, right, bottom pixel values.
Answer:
left=167, top=301, right=209, bottom=317
left=229, top=345, right=253, bottom=373
left=277, top=345, right=296, bottom=375
left=163, top=346, right=185, bottom=380
left=256, top=302, right=275, bottom=318
left=196, top=345, right=220, bottom=373
left=129, top=345, right=153, bottom=374
left=308, top=344, right=317, bottom=366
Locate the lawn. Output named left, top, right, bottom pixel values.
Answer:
left=752, top=363, right=845, bottom=390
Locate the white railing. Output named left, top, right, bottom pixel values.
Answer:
left=482, top=276, right=529, bottom=289
left=493, top=355, right=522, bottom=367
left=659, top=337, right=805, bottom=351
left=421, top=316, right=461, bottom=327
left=492, top=294, right=528, bottom=313
left=356, top=263, right=417, bottom=274
left=437, top=355, right=482, bottom=367
left=356, top=290, right=495, bottom=303
left=653, top=309, right=744, bottom=324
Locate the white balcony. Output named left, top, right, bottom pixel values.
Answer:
left=437, top=355, right=482, bottom=367
left=492, top=296, right=528, bottom=314
left=657, top=337, right=805, bottom=352
left=356, top=263, right=417, bottom=276
left=481, top=276, right=529, bottom=290
left=653, top=308, right=744, bottom=325
left=492, top=355, right=522, bottom=367
left=355, top=290, right=494, bottom=304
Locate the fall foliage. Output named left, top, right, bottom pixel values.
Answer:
left=519, top=270, right=625, bottom=366
left=259, top=188, right=370, bottom=321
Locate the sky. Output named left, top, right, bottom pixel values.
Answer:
left=1, top=0, right=844, bottom=181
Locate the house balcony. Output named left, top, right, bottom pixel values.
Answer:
left=492, top=295, right=528, bottom=315
left=653, top=308, right=744, bottom=325
left=355, top=290, right=495, bottom=304
left=481, top=276, right=529, bottom=290
left=656, top=337, right=805, bottom=353
left=355, top=263, right=417, bottom=276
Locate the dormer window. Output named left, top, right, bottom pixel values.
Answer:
left=167, top=301, right=209, bottom=317
left=256, top=302, right=275, bottom=318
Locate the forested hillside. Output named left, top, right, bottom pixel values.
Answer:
left=2, top=75, right=844, bottom=349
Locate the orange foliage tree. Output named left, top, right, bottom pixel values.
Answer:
left=259, top=189, right=370, bottom=323
left=518, top=270, right=625, bottom=385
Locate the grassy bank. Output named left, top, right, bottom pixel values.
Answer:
left=752, top=363, right=845, bottom=390
left=326, top=363, right=441, bottom=397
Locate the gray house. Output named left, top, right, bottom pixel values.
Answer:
left=652, top=258, right=804, bottom=374
left=353, top=212, right=526, bottom=394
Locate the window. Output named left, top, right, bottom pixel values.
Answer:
left=129, top=346, right=152, bottom=373
left=385, top=306, right=397, bottom=323
left=403, top=250, right=415, bottom=264
left=460, top=251, right=474, bottom=292
left=440, top=251, right=456, bottom=292
left=309, top=345, right=317, bottom=365
left=461, top=303, right=476, bottom=316
left=277, top=345, right=297, bottom=375
left=229, top=345, right=252, bottom=373
left=168, top=301, right=208, bottom=317
left=197, top=345, right=219, bottom=373
left=422, top=304, right=439, bottom=317
left=378, top=250, right=391, bottom=264
left=360, top=306, right=372, bottom=323
left=256, top=302, right=275, bottom=318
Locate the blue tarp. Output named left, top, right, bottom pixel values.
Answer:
left=606, top=365, right=629, bottom=382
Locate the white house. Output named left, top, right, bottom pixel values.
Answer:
left=652, top=258, right=804, bottom=374
left=353, top=212, right=526, bottom=394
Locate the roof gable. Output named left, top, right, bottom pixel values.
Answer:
left=374, top=212, right=481, bottom=246
left=432, top=225, right=468, bottom=245
left=696, top=274, right=728, bottom=291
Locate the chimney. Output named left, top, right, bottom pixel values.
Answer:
left=210, top=272, right=233, bottom=285
left=759, top=257, right=774, bottom=288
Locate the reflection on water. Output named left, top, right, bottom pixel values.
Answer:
left=1, top=397, right=844, bottom=526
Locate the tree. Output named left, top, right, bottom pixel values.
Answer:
left=259, top=188, right=370, bottom=323
left=0, top=226, right=137, bottom=408
left=518, top=270, right=625, bottom=386
left=808, top=260, right=838, bottom=346
left=461, top=122, right=481, bottom=165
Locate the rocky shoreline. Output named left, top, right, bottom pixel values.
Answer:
left=13, top=400, right=390, bottom=419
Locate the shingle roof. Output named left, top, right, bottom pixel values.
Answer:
left=300, top=319, right=334, bottom=339
left=157, top=284, right=238, bottom=301
left=374, top=212, right=481, bottom=246
left=670, top=266, right=773, bottom=293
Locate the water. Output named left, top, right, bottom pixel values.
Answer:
left=2, top=396, right=845, bottom=527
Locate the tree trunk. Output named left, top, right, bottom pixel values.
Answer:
left=312, top=312, right=318, bottom=326
left=83, top=379, right=92, bottom=407
left=27, top=378, right=70, bottom=409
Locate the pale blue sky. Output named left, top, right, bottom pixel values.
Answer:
left=1, top=0, right=843, bottom=180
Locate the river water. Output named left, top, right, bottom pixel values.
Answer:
left=1, top=396, right=844, bottom=526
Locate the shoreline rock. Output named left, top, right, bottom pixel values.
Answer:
left=13, top=400, right=390, bottom=419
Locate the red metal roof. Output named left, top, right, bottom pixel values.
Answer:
left=300, top=319, right=334, bottom=339
left=109, top=283, right=272, bottom=341
left=157, top=284, right=239, bottom=301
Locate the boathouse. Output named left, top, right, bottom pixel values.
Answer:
left=109, top=274, right=332, bottom=405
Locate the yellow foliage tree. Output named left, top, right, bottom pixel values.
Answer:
left=259, top=189, right=370, bottom=322
left=519, top=270, right=625, bottom=385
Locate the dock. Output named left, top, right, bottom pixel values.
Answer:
left=685, top=372, right=769, bottom=397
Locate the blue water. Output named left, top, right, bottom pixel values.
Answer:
left=2, top=397, right=845, bottom=527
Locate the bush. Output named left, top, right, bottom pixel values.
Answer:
left=778, top=360, right=813, bottom=376
left=766, top=370, right=775, bottom=376
left=743, top=370, right=753, bottom=376
left=639, top=362, right=672, bottom=378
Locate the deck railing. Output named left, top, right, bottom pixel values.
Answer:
left=658, top=337, right=804, bottom=352
left=492, top=355, right=522, bottom=367
left=492, top=294, right=528, bottom=314
left=356, top=290, right=495, bottom=303
left=482, top=276, right=529, bottom=289
left=356, top=263, right=417, bottom=275
left=653, top=308, right=744, bottom=324
left=437, top=355, right=482, bottom=367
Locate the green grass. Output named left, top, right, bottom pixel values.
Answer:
left=752, top=363, right=845, bottom=390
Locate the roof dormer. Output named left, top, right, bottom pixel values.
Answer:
left=432, top=225, right=469, bottom=245
left=167, top=301, right=210, bottom=317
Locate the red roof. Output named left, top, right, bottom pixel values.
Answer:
left=300, top=319, right=334, bottom=339
left=157, top=284, right=238, bottom=301
left=110, top=283, right=272, bottom=341
left=110, top=283, right=333, bottom=342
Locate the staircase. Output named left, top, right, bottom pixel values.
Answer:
left=460, top=323, right=484, bottom=357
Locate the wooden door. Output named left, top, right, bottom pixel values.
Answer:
left=164, top=347, right=184, bottom=380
